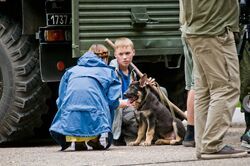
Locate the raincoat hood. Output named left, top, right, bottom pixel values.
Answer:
left=77, top=51, right=108, bottom=68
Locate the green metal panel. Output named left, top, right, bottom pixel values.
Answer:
left=72, top=0, right=182, bottom=58
left=72, top=0, right=80, bottom=57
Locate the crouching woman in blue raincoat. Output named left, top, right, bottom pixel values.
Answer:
left=49, top=44, right=123, bottom=151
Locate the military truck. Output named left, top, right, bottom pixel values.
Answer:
left=0, top=0, right=202, bottom=143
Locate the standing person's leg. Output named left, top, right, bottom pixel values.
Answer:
left=184, top=89, right=195, bottom=142
left=182, top=37, right=195, bottom=147
left=200, top=31, right=240, bottom=154
left=187, top=30, right=240, bottom=157
left=241, top=111, right=250, bottom=148
left=239, top=41, right=250, bottom=148
left=189, top=30, right=246, bottom=159
left=186, top=90, right=195, bottom=127
left=186, top=37, right=210, bottom=158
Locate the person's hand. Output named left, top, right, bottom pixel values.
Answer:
left=119, top=99, right=131, bottom=108
left=146, top=77, right=156, bottom=86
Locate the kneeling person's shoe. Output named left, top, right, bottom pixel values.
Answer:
left=200, top=145, right=247, bottom=160
left=61, top=142, right=71, bottom=151
left=241, top=130, right=250, bottom=149
left=87, top=139, right=105, bottom=150
left=74, top=142, right=87, bottom=151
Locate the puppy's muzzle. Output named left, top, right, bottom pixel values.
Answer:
left=124, top=91, right=138, bottom=104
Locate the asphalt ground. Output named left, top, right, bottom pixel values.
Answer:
left=0, top=126, right=250, bottom=166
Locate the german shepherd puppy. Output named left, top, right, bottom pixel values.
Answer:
left=124, top=74, right=186, bottom=146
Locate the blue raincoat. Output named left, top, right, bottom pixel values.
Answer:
left=49, top=51, right=121, bottom=137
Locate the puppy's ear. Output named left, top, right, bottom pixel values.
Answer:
left=139, top=74, right=148, bottom=87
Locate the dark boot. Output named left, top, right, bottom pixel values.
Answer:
left=112, top=134, right=126, bottom=146
left=182, top=125, right=195, bottom=147
left=50, top=131, right=71, bottom=151
left=73, top=142, right=87, bottom=151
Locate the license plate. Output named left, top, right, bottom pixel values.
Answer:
left=46, top=14, right=71, bottom=25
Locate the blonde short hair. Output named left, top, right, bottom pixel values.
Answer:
left=114, top=37, right=134, bottom=49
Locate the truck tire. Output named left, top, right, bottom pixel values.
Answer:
left=0, top=15, right=50, bottom=143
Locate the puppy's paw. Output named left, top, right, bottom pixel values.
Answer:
left=142, top=142, right=151, bottom=146
left=128, top=141, right=140, bottom=146
left=155, top=139, right=165, bottom=145
left=170, top=140, right=179, bottom=145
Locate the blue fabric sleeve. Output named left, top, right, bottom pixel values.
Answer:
left=107, top=72, right=121, bottom=111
